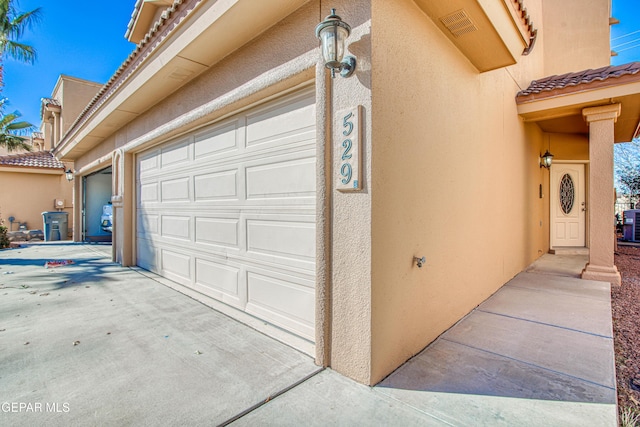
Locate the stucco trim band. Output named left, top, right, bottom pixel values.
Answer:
left=120, top=64, right=316, bottom=156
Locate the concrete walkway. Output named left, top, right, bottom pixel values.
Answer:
left=0, top=245, right=616, bottom=426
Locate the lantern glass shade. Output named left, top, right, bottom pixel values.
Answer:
left=319, top=24, right=349, bottom=70
left=315, top=9, right=355, bottom=78
left=65, top=169, right=74, bottom=181
left=540, top=151, right=554, bottom=168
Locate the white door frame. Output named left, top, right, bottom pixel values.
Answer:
left=550, top=162, right=587, bottom=248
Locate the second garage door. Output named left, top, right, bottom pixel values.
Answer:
left=136, top=88, right=316, bottom=342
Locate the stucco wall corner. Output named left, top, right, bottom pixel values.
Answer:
left=315, top=58, right=331, bottom=367
left=325, top=0, right=374, bottom=385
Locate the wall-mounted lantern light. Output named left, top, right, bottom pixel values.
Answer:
left=315, top=9, right=356, bottom=78
left=65, top=169, right=74, bottom=182
left=540, top=150, right=554, bottom=168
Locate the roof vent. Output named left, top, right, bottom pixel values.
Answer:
left=440, top=9, right=477, bottom=38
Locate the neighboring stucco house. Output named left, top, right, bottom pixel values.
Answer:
left=0, top=150, right=71, bottom=236
left=50, top=0, right=640, bottom=385
left=0, top=75, right=102, bottom=240
left=40, top=75, right=104, bottom=154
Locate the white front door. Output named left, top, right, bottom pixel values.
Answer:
left=550, top=163, right=586, bottom=247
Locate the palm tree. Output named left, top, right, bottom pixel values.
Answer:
left=0, top=1, right=40, bottom=152
left=0, top=0, right=41, bottom=88
left=0, top=97, right=33, bottom=152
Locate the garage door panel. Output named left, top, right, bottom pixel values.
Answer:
left=247, top=219, right=315, bottom=264
left=246, top=93, right=315, bottom=148
left=246, top=157, right=315, bottom=199
left=161, top=215, right=191, bottom=241
left=195, top=217, right=239, bottom=247
left=194, top=119, right=241, bottom=159
left=138, top=150, right=159, bottom=175
left=246, top=271, right=315, bottom=341
left=194, top=258, right=242, bottom=306
left=137, top=88, right=315, bottom=346
left=137, top=238, right=158, bottom=271
left=246, top=127, right=315, bottom=152
left=161, top=138, right=191, bottom=168
left=192, top=142, right=315, bottom=175
left=140, top=182, right=159, bottom=204
left=138, top=214, right=159, bottom=236
left=161, top=249, right=191, bottom=284
left=161, top=177, right=190, bottom=202
left=194, top=170, right=238, bottom=201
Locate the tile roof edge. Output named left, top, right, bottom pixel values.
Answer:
left=60, top=0, right=194, bottom=151
left=516, top=62, right=640, bottom=102
left=0, top=151, right=66, bottom=169
left=0, top=163, right=65, bottom=171
left=509, top=0, right=537, bottom=52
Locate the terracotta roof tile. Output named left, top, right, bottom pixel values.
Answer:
left=0, top=151, right=66, bottom=170
left=516, top=62, right=640, bottom=102
left=125, top=0, right=143, bottom=40
left=509, top=0, right=537, bottom=53
left=40, top=97, right=62, bottom=121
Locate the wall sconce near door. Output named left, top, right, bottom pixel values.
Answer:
left=65, top=169, right=74, bottom=181
left=315, top=9, right=356, bottom=78
left=539, top=150, right=554, bottom=168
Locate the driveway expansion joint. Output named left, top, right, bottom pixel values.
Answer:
left=217, top=367, right=325, bottom=427
left=476, top=309, right=613, bottom=339
left=440, top=337, right=616, bottom=392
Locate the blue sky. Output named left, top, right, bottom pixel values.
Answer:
left=2, top=1, right=135, bottom=126
left=2, top=0, right=640, bottom=127
left=611, top=0, right=640, bottom=65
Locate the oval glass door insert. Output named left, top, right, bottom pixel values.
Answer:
left=559, top=173, right=575, bottom=215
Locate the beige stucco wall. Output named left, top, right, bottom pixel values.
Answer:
left=548, top=132, right=589, bottom=161
left=0, top=146, right=30, bottom=156
left=0, top=170, right=73, bottom=236
left=61, top=0, right=614, bottom=386
left=53, top=76, right=103, bottom=137
left=39, top=76, right=102, bottom=152
left=70, top=0, right=377, bottom=384
left=74, top=136, right=117, bottom=173
left=323, top=0, right=373, bottom=384
left=542, top=0, right=611, bottom=76
left=368, top=0, right=549, bottom=384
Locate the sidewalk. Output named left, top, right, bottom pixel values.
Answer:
left=0, top=244, right=617, bottom=426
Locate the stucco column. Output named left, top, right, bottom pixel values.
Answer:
left=52, top=111, right=60, bottom=147
left=581, top=104, right=621, bottom=286
left=72, top=177, right=82, bottom=242
left=112, top=150, right=135, bottom=266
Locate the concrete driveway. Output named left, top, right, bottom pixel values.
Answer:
left=0, top=244, right=617, bottom=426
left=0, top=243, right=321, bottom=426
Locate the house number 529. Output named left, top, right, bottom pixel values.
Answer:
left=336, top=106, right=361, bottom=191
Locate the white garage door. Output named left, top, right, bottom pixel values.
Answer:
left=136, top=88, right=316, bottom=342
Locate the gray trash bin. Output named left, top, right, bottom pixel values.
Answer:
left=42, top=212, right=69, bottom=241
